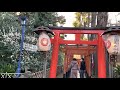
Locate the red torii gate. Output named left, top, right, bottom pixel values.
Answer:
left=61, top=45, right=96, bottom=77
left=49, top=27, right=107, bottom=78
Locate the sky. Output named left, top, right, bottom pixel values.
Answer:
left=57, top=12, right=76, bottom=27
left=108, top=12, right=120, bottom=24
left=58, top=12, right=120, bottom=40
left=58, top=12, right=120, bottom=27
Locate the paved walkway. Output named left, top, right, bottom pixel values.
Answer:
left=57, top=73, right=63, bottom=78
left=57, top=71, right=85, bottom=78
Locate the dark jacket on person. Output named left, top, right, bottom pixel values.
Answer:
left=80, top=60, right=86, bottom=70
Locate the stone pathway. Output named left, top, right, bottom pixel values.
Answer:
left=57, top=71, right=82, bottom=78
left=57, top=73, right=63, bottom=78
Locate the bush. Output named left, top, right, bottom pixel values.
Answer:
left=0, top=63, right=17, bottom=73
left=114, top=65, right=120, bottom=78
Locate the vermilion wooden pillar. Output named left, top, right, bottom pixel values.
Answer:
left=98, top=34, right=106, bottom=78
left=49, top=32, right=60, bottom=78
left=66, top=51, right=71, bottom=71
left=75, top=33, right=80, bottom=43
left=70, top=53, right=72, bottom=66
left=66, top=52, right=69, bottom=72
left=87, top=46, right=91, bottom=77
left=68, top=53, right=72, bottom=69
left=84, top=53, right=90, bottom=76
left=85, top=54, right=91, bottom=77
left=63, top=52, right=67, bottom=77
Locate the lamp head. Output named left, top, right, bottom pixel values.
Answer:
left=101, top=26, right=120, bottom=55
left=33, top=26, right=54, bottom=36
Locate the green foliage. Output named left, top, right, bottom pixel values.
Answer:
left=73, top=12, right=81, bottom=27
left=0, top=12, right=65, bottom=73
left=73, top=20, right=81, bottom=27
left=34, top=12, right=56, bottom=26
left=60, top=34, right=65, bottom=39
left=0, top=63, right=17, bottom=73
left=58, top=51, right=64, bottom=66
left=114, top=65, right=120, bottom=78
left=34, top=12, right=66, bottom=27
left=73, top=12, right=91, bottom=27
left=57, top=15, right=66, bottom=26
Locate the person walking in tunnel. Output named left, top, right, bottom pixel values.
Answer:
left=69, top=58, right=79, bottom=78
left=79, top=58, right=86, bottom=78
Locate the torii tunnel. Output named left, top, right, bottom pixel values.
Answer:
left=48, top=26, right=108, bottom=78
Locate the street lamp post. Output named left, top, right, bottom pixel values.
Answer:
left=33, top=26, right=54, bottom=78
left=101, top=26, right=120, bottom=77
left=16, top=16, right=26, bottom=78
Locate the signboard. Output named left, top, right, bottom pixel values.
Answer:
left=23, top=43, right=38, bottom=52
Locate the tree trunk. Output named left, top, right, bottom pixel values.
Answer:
left=97, top=12, right=108, bottom=27
left=84, top=22, right=87, bottom=27
left=91, top=12, right=97, bottom=27
left=88, top=12, right=91, bottom=40
left=87, top=12, right=91, bottom=27
left=79, top=12, right=82, bottom=27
